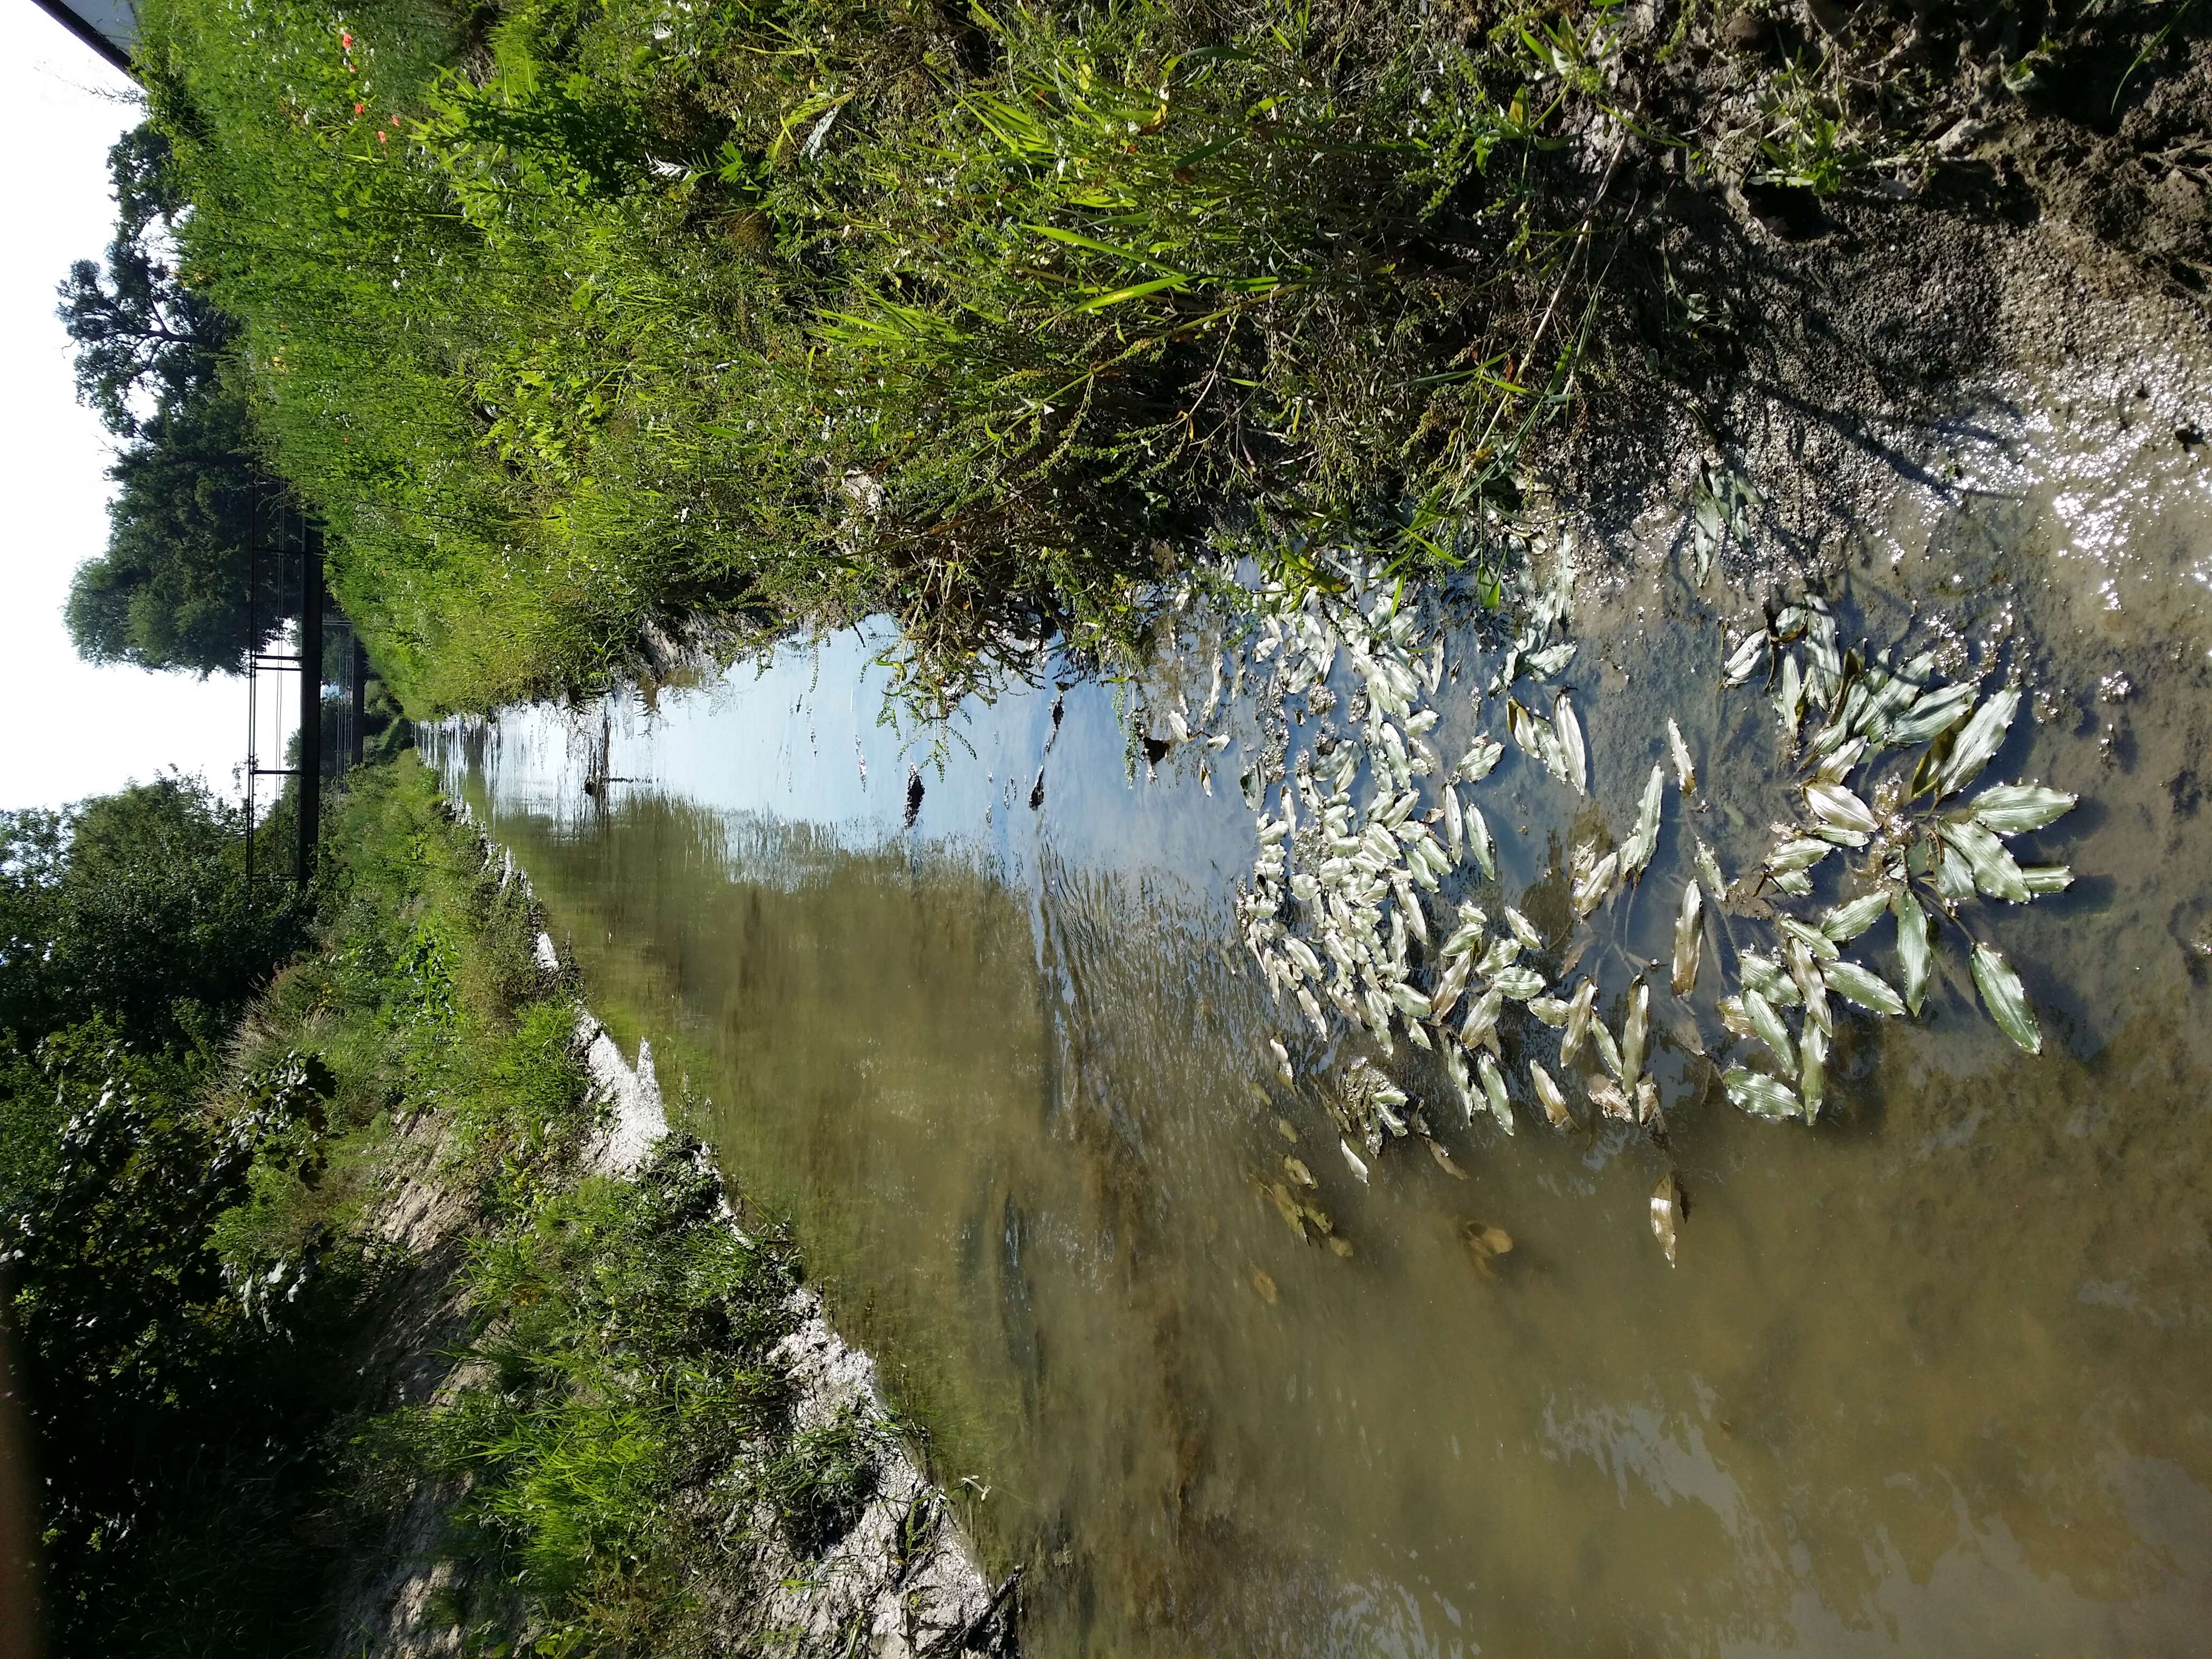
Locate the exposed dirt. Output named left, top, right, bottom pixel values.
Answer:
left=1527, top=10, right=2212, bottom=605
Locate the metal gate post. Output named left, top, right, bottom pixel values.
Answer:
left=297, top=524, right=323, bottom=885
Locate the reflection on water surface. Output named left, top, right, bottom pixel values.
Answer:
left=436, top=384, right=2212, bottom=1655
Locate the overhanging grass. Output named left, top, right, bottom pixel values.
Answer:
left=134, top=0, right=2207, bottom=714
left=137, top=0, right=1640, bottom=713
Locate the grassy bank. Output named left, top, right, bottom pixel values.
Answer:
left=4, top=757, right=969, bottom=1656
left=128, top=0, right=2209, bottom=715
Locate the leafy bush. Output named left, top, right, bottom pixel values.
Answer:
left=0, top=776, right=302, bottom=1056
left=4, top=1045, right=370, bottom=1657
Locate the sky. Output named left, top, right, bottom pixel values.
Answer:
left=0, top=5, right=252, bottom=813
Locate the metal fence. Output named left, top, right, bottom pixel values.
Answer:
left=242, top=487, right=367, bottom=887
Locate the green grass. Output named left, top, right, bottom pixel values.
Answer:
left=136, top=0, right=1647, bottom=715
left=361, top=1147, right=816, bottom=1656
left=130, top=0, right=2206, bottom=715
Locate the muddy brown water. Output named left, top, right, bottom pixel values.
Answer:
left=436, top=359, right=2212, bottom=1656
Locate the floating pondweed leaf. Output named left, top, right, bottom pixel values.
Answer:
left=1455, top=736, right=1503, bottom=783
left=1777, top=916, right=1838, bottom=963
left=1426, top=1137, right=1470, bottom=1180
left=1805, top=782, right=1879, bottom=838
left=1283, top=1155, right=1317, bottom=1189
left=1621, top=978, right=1650, bottom=1084
left=1251, top=1267, right=1279, bottom=1305
left=1636, top=1077, right=1661, bottom=1126
left=1445, top=1047, right=1478, bottom=1123
left=1466, top=802, right=1498, bottom=879
left=1694, top=836, right=1730, bottom=903
left=1799, top=1021, right=1828, bottom=1123
left=1651, top=723, right=1692, bottom=802
left=1340, top=1139, right=1370, bottom=1184
left=1932, top=837, right=1977, bottom=903
left=1932, top=685, right=2020, bottom=799
left=1814, top=737, right=1867, bottom=783
left=1673, top=881, right=1705, bottom=996
left=1723, top=630, right=1769, bottom=688
left=1593, top=1017, right=1624, bottom=1082
left=1563, top=981, right=1596, bottom=1063
left=1883, top=679, right=1977, bottom=747
left=1460, top=985, right=1504, bottom=1054
left=1723, top=1067, right=1800, bottom=1120
left=1528, top=641, right=1576, bottom=677
left=1621, top=766, right=1666, bottom=882
left=1742, top=986, right=1797, bottom=1074
left=1276, top=1117, right=1299, bottom=1144
left=1820, top=890, right=1892, bottom=943
left=1269, top=1037, right=1295, bottom=1086
left=1824, top=959, right=1906, bottom=1018
left=2021, top=864, right=2074, bottom=895
left=1775, top=652, right=1804, bottom=737
left=1555, top=692, right=1588, bottom=796
left=1429, top=954, right=1473, bottom=1022
left=1767, top=836, right=1833, bottom=877
left=1439, top=909, right=1486, bottom=960
left=1893, top=890, right=1932, bottom=1015
left=1491, top=965, right=1546, bottom=1003
left=1529, top=995, right=1572, bottom=1028
left=1650, top=1171, right=1682, bottom=1266
left=1529, top=1062, right=1573, bottom=1129
left=1970, top=941, right=2042, bottom=1054
left=1970, top=784, right=2078, bottom=835
left=1572, top=849, right=1619, bottom=918
left=1937, top=819, right=2030, bottom=903
left=1788, top=947, right=1831, bottom=1036
left=1507, top=697, right=1541, bottom=759
left=1504, top=906, right=1543, bottom=951
left=1476, top=1051, right=1515, bottom=1134
left=1738, top=950, right=1799, bottom=1008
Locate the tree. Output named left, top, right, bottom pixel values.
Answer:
left=63, top=390, right=260, bottom=674
left=56, top=124, right=230, bottom=440
left=0, top=779, right=332, bottom=1655
left=0, top=776, right=300, bottom=1059
left=58, top=124, right=273, bottom=677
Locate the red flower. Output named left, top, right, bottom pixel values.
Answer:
left=354, top=101, right=365, bottom=115
left=390, top=115, right=400, bottom=127
left=339, top=30, right=352, bottom=48
left=376, top=129, right=388, bottom=143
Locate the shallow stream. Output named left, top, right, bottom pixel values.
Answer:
left=436, top=352, right=2212, bottom=1656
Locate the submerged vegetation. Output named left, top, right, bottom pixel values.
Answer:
left=108, top=0, right=2210, bottom=713
left=1180, top=551, right=2079, bottom=1258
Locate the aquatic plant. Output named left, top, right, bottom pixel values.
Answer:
left=1150, top=552, right=2075, bottom=1258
